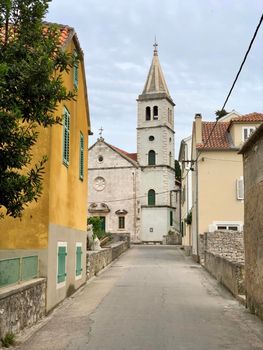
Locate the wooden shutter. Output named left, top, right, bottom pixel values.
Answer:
left=76, top=245, right=82, bottom=276
left=236, top=177, right=244, bottom=200
left=79, top=132, right=84, bottom=180
left=63, top=108, right=70, bottom=166
left=57, top=246, right=67, bottom=283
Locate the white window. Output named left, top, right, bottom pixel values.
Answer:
left=242, top=126, right=256, bottom=142
left=236, top=176, right=244, bottom=200
left=209, top=221, right=243, bottom=232
left=216, top=224, right=238, bottom=231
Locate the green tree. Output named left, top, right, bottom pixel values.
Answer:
left=0, top=0, right=76, bottom=218
left=174, top=160, right=181, bottom=182
left=215, top=109, right=228, bottom=119
left=87, top=217, right=104, bottom=240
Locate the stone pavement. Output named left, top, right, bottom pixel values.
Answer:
left=15, top=246, right=263, bottom=350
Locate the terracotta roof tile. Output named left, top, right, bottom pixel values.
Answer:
left=228, top=112, right=263, bottom=130
left=197, top=122, right=231, bottom=150
left=110, top=145, right=137, bottom=162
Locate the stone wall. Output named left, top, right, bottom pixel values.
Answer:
left=0, top=278, right=46, bottom=338
left=241, top=129, right=263, bottom=321
left=86, top=241, right=129, bottom=280
left=203, top=231, right=245, bottom=297
left=163, top=233, right=182, bottom=245
left=205, top=230, right=244, bottom=263
left=205, top=252, right=245, bottom=297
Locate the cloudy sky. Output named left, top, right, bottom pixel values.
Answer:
left=46, top=1, right=263, bottom=156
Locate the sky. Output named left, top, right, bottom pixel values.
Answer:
left=46, top=1, right=263, bottom=157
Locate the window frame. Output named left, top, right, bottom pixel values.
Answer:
left=153, top=105, right=158, bottom=120
left=148, top=150, right=156, bottom=165
left=118, top=216, right=125, bottom=230
left=242, top=126, right=256, bottom=142
left=146, top=106, right=151, bottom=121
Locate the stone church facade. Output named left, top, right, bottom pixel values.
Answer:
left=88, top=46, right=178, bottom=242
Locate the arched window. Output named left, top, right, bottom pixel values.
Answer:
left=169, top=152, right=172, bottom=166
left=146, top=106, right=151, bottom=121
left=153, top=106, right=158, bottom=119
left=148, top=150, right=156, bottom=165
left=148, top=189, right=156, bottom=206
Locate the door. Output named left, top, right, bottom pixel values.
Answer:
left=99, top=216, right=106, bottom=233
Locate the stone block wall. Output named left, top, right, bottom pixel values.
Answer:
left=0, top=278, right=46, bottom=338
left=86, top=241, right=129, bottom=280
left=163, top=233, right=182, bottom=245
left=203, top=231, right=245, bottom=297
left=205, top=231, right=244, bottom=263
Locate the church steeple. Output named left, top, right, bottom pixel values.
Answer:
left=141, top=41, right=171, bottom=98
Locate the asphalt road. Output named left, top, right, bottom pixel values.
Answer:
left=16, top=245, right=263, bottom=350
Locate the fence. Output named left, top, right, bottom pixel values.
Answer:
left=0, top=255, right=38, bottom=288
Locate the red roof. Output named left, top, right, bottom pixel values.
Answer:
left=110, top=145, right=137, bottom=162
left=197, top=122, right=231, bottom=150
left=228, top=112, right=263, bottom=130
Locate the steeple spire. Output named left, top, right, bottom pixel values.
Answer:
left=141, top=42, right=171, bottom=97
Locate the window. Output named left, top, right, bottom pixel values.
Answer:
left=170, top=211, right=173, bottom=226
left=146, top=106, right=151, bottom=121
left=236, top=177, right=244, bottom=200
left=79, top=132, right=84, bottom=180
left=73, top=51, right=78, bottom=89
left=75, top=243, right=82, bottom=279
left=153, top=106, right=158, bottom=119
left=63, top=107, right=70, bottom=166
left=169, top=152, right=172, bottom=166
left=98, top=155, right=103, bottom=162
left=57, top=242, right=67, bottom=286
left=148, top=150, right=156, bottom=165
left=148, top=189, right=156, bottom=205
left=242, top=127, right=256, bottom=142
left=149, top=135, right=155, bottom=141
left=118, top=216, right=125, bottom=229
left=217, top=225, right=239, bottom=231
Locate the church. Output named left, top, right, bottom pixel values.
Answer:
left=88, top=44, right=178, bottom=242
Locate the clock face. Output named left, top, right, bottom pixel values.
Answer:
left=94, top=176, right=106, bottom=191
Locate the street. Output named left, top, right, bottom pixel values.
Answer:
left=16, top=246, right=263, bottom=350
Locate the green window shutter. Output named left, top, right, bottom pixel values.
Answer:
left=76, top=246, right=82, bottom=276
left=79, top=132, right=84, bottom=180
left=148, top=189, right=156, bottom=205
left=57, top=246, right=67, bottom=283
left=170, top=211, right=173, bottom=226
left=148, top=150, right=156, bottom=165
left=63, top=108, right=70, bottom=166
left=73, top=51, right=78, bottom=89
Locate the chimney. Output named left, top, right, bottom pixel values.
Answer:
left=195, top=113, right=202, bottom=145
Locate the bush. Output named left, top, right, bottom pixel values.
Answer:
left=87, top=216, right=104, bottom=239
left=1, top=332, right=15, bottom=348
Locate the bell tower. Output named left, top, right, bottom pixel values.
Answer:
left=137, top=42, right=177, bottom=242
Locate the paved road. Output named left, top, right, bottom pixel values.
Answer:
left=16, top=246, right=263, bottom=350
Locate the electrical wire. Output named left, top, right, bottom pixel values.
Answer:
left=181, top=13, right=263, bottom=181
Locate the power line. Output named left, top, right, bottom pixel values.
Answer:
left=181, top=13, right=263, bottom=181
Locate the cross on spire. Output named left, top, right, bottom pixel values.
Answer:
left=153, top=36, right=158, bottom=55
left=99, top=127, right=103, bottom=138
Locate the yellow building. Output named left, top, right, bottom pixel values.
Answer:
left=0, top=25, right=91, bottom=311
left=190, top=111, right=263, bottom=262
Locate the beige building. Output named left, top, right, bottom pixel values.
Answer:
left=190, top=112, right=263, bottom=261
left=239, top=122, right=263, bottom=321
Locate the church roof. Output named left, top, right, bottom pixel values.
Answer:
left=109, top=144, right=138, bottom=163
left=141, top=46, right=170, bottom=97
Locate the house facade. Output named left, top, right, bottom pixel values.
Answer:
left=0, top=25, right=91, bottom=311
left=239, top=122, right=263, bottom=321
left=88, top=45, right=178, bottom=242
left=178, top=135, right=193, bottom=252
left=191, top=112, right=263, bottom=261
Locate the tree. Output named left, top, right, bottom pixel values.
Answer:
left=174, top=160, right=181, bottom=182
left=0, top=0, right=76, bottom=218
left=215, top=109, right=228, bottom=119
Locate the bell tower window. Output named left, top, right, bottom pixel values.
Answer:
left=148, top=150, right=156, bottom=165
left=146, top=106, right=151, bottom=121
left=153, top=106, right=158, bottom=120
left=148, top=189, right=156, bottom=206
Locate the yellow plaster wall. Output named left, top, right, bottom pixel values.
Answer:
left=48, top=40, right=89, bottom=232
left=0, top=127, right=51, bottom=249
left=198, top=151, right=243, bottom=234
